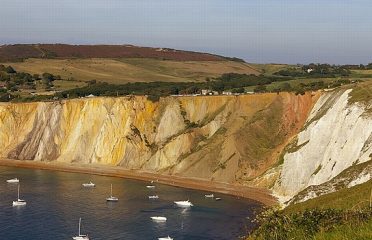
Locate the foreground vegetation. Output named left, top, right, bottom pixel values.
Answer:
left=246, top=180, right=372, bottom=240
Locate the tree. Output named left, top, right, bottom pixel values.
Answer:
left=5, top=66, right=16, bottom=74
left=232, top=87, right=245, bottom=93
left=33, top=74, right=40, bottom=80
left=254, top=85, right=267, bottom=93
left=279, top=82, right=292, bottom=92
left=42, top=72, right=55, bottom=81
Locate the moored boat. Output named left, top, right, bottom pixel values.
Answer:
left=72, top=218, right=90, bottom=240
left=82, top=181, right=95, bottom=187
left=106, top=184, right=119, bottom=202
left=158, top=236, right=173, bottom=240
left=7, top=178, right=19, bottom=183
left=151, top=216, right=167, bottom=222
left=174, top=200, right=193, bottom=207
left=12, top=184, right=26, bottom=206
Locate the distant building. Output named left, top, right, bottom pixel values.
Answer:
left=307, top=68, right=314, bottom=73
left=201, top=89, right=210, bottom=95
left=222, top=91, right=232, bottom=95
left=212, top=91, right=219, bottom=95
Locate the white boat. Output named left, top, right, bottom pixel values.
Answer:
left=151, top=216, right=167, bottom=222
left=7, top=178, right=19, bottom=183
left=174, top=200, right=193, bottom=207
left=215, top=197, right=222, bottom=201
left=82, top=182, right=95, bottom=187
left=146, top=185, right=155, bottom=189
left=158, top=236, right=173, bottom=240
left=12, top=184, right=26, bottom=206
left=148, top=195, right=159, bottom=199
left=72, top=218, right=90, bottom=240
left=106, top=184, right=119, bottom=202
left=205, top=194, right=214, bottom=198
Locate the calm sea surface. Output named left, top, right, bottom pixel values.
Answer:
left=0, top=166, right=262, bottom=240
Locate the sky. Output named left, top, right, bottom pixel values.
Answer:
left=0, top=0, right=371, bottom=64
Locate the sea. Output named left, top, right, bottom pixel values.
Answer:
left=0, top=166, right=262, bottom=240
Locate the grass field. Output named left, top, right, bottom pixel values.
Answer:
left=247, top=180, right=372, bottom=240
left=4, top=58, right=260, bottom=84
left=284, top=180, right=372, bottom=213
left=249, top=63, right=293, bottom=75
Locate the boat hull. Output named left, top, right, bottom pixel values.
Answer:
left=174, top=201, right=193, bottom=207
left=151, top=216, right=167, bottom=222
left=106, top=197, right=119, bottom=202
left=72, top=236, right=89, bottom=240
left=12, top=200, right=26, bottom=206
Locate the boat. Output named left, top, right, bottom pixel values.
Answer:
left=215, top=197, right=222, bottom=201
left=72, top=218, right=90, bottom=240
left=106, top=184, right=119, bottom=202
left=148, top=195, right=159, bottom=199
left=7, top=178, right=19, bottom=183
left=151, top=216, right=167, bottom=222
left=174, top=200, right=193, bottom=207
left=158, top=236, right=173, bottom=240
left=82, top=181, right=95, bottom=187
left=205, top=194, right=214, bottom=198
left=12, top=184, right=26, bottom=206
left=146, top=185, right=155, bottom=189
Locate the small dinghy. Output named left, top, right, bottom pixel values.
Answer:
left=205, top=194, right=214, bottom=198
left=12, top=184, right=26, bottom=206
left=7, top=178, right=19, bottom=183
left=148, top=195, right=159, bottom=199
left=158, top=236, right=173, bottom=240
left=82, top=181, right=95, bottom=187
left=146, top=185, right=155, bottom=189
left=151, top=216, right=167, bottom=222
left=174, top=200, right=193, bottom=207
left=106, top=184, right=119, bottom=202
left=72, top=218, right=90, bottom=240
left=215, top=197, right=222, bottom=201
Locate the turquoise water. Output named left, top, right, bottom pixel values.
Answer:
left=0, top=166, right=261, bottom=240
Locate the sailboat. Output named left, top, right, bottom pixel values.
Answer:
left=174, top=199, right=193, bottom=207
left=7, top=178, right=19, bottom=183
left=72, top=218, right=90, bottom=240
left=82, top=181, right=95, bottom=187
left=106, top=184, right=119, bottom=202
left=12, top=184, right=26, bottom=206
left=158, top=236, right=174, bottom=240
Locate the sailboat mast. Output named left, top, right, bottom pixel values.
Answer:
left=78, top=218, right=81, bottom=236
left=17, top=184, right=20, bottom=200
left=110, top=184, right=113, bottom=197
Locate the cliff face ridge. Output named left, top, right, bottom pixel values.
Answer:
left=0, top=93, right=316, bottom=185
left=273, top=89, right=372, bottom=203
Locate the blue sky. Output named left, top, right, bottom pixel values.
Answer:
left=0, top=0, right=371, bottom=64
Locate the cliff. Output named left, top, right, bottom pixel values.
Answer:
left=273, top=88, right=372, bottom=203
left=0, top=93, right=316, bottom=184
left=2, top=88, right=370, bottom=204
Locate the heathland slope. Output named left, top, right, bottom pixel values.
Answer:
left=0, top=44, right=226, bottom=61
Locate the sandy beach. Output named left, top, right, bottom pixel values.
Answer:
left=0, top=159, right=277, bottom=206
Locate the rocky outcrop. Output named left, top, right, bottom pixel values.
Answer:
left=273, top=89, right=372, bottom=203
left=0, top=93, right=316, bottom=184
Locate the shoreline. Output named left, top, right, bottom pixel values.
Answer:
left=0, top=159, right=277, bottom=206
